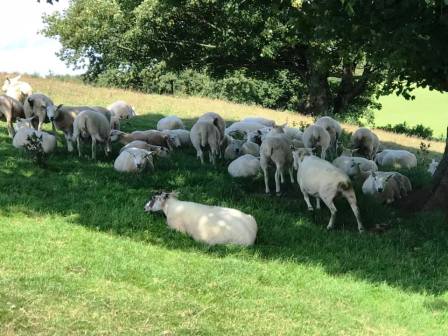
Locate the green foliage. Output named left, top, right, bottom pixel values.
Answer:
left=378, top=122, right=434, bottom=140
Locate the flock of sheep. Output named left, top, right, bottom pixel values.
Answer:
left=0, top=75, right=439, bottom=247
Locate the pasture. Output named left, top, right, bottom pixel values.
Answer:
left=1, top=76, right=448, bottom=335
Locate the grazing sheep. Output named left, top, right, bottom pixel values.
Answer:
left=120, top=140, right=169, bottom=158
left=190, top=120, right=221, bottom=164
left=260, top=132, right=294, bottom=195
left=23, top=93, right=55, bottom=131
left=13, top=118, right=56, bottom=154
left=107, top=100, right=136, bottom=119
left=362, top=171, right=411, bottom=204
left=72, top=110, right=112, bottom=160
left=314, top=116, right=342, bottom=153
left=293, top=148, right=364, bottom=233
left=351, top=127, right=380, bottom=160
left=302, top=124, right=331, bottom=159
left=0, top=95, right=25, bottom=137
left=161, top=129, right=191, bottom=147
left=332, top=156, right=378, bottom=180
left=110, top=130, right=179, bottom=150
left=198, top=112, right=226, bottom=140
left=157, top=115, right=185, bottom=131
left=375, top=149, right=417, bottom=169
left=144, top=192, right=257, bottom=246
left=242, top=116, right=275, bottom=127
left=114, top=148, right=155, bottom=173
left=228, top=154, right=261, bottom=178
left=241, top=141, right=260, bottom=157
left=428, top=159, right=439, bottom=176
left=2, top=75, right=33, bottom=103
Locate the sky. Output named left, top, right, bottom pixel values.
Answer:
left=0, top=0, right=82, bottom=76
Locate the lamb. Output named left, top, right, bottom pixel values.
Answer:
left=362, top=171, right=412, bottom=204
left=110, top=130, right=180, bottom=150
left=107, top=100, right=136, bottom=119
left=161, top=129, right=191, bottom=147
left=2, top=75, right=33, bottom=103
left=428, top=159, right=439, bottom=175
left=157, top=115, right=185, bottom=131
left=144, top=191, right=257, bottom=246
left=302, top=124, right=331, bottom=159
left=242, top=116, right=275, bottom=127
left=292, top=148, right=364, bottom=232
left=114, top=148, right=155, bottom=173
left=23, top=93, right=55, bottom=131
left=314, top=116, right=342, bottom=154
left=120, top=140, right=169, bottom=158
left=260, top=130, right=294, bottom=195
left=190, top=120, right=221, bottom=164
left=332, top=156, right=378, bottom=180
left=0, top=95, right=25, bottom=137
left=351, top=127, right=380, bottom=160
left=72, top=110, right=112, bottom=160
left=375, top=149, right=417, bottom=169
left=228, top=154, right=261, bottom=178
left=12, top=122, right=57, bottom=154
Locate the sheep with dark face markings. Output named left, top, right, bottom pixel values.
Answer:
left=144, top=192, right=257, bottom=246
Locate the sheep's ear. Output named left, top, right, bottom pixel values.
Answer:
left=56, top=104, right=63, bottom=110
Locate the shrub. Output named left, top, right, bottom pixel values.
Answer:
left=377, top=122, right=433, bottom=139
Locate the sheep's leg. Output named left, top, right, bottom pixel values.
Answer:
left=321, top=195, right=337, bottom=230
left=261, top=160, right=270, bottom=194
left=274, top=166, right=281, bottom=195
left=344, top=191, right=364, bottom=233
left=6, top=116, right=14, bottom=138
left=91, top=136, right=97, bottom=160
left=289, top=167, right=294, bottom=183
left=300, top=186, right=313, bottom=210
left=316, top=197, right=321, bottom=210
left=65, top=132, right=74, bottom=152
left=196, top=148, right=204, bottom=164
left=321, top=148, right=326, bottom=160
left=76, top=137, right=82, bottom=158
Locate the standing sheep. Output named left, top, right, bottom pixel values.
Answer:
left=107, top=100, right=136, bottom=119
left=0, top=95, right=25, bottom=137
left=23, top=93, right=55, bottom=131
left=375, top=149, right=417, bottom=169
left=144, top=192, right=257, bottom=246
left=72, top=110, right=112, bottom=160
left=199, top=112, right=226, bottom=140
left=190, top=120, right=221, bottom=164
left=314, top=116, right=342, bottom=154
left=157, top=115, right=185, bottom=131
left=302, top=124, right=331, bottom=160
left=351, top=127, right=380, bottom=160
left=293, top=148, right=364, bottom=233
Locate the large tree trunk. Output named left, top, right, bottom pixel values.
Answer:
left=299, top=69, right=331, bottom=115
left=423, top=127, right=448, bottom=212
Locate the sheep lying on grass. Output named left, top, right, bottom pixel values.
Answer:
left=114, top=148, right=155, bottom=173
left=73, top=110, right=112, bottom=160
left=362, top=171, right=412, bottom=204
left=120, top=140, right=169, bottom=157
left=110, top=130, right=180, bottom=150
left=144, top=192, right=257, bottom=246
left=302, top=124, right=331, bottom=159
left=228, top=154, right=260, bottom=178
left=242, top=116, right=275, bottom=127
left=375, top=149, right=417, bottom=169
left=0, top=94, right=25, bottom=137
left=293, top=148, right=364, bottom=233
left=332, top=156, right=378, bottom=180
left=107, top=100, right=136, bottom=119
left=157, top=115, right=185, bottom=131
left=13, top=118, right=56, bottom=154
left=351, top=127, right=380, bottom=160
left=2, top=75, right=33, bottom=104
left=162, top=129, right=191, bottom=147
left=225, top=121, right=267, bottom=136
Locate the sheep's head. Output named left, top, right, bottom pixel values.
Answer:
left=144, top=191, right=178, bottom=212
left=110, top=130, right=125, bottom=142
left=169, top=134, right=181, bottom=148
left=292, top=148, right=313, bottom=169
left=49, top=104, right=64, bottom=121
left=225, top=139, right=244, bottom=158
left=370, top=172, right=394, bottom=193
left=127, top=148, right=153, bottom=171
left=153, top=146, right=170, bottom=158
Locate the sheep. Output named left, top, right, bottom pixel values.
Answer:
left=2, top=75, right=33, bottom=103
left=259, top=131, right=294, bottom=195
left=224, top=138, right=245, bottom=161
left=284, top=126, right=303, bottom=141
left=428, top=159, right=439, bottom=176
left=114, top=148, right=155, bottom=173
left=292, top=148, right=364, bottom=233
left=314, top=116, right=342, bottom=153
left=225, top=121, right=266, bottom=136
left=161, top=129, right=191, bottom=147
left=375, top=149, right=417, bottom=169
left=110, top=114, right=120, bottom=130
left=47, top=104, right=111, bottom=152
left=120, top=140, right=169, bottom=158
left=198, top=112, right=226, bottom=140
left=144, top=191, right=257, bottom=246
left=72, top=110, right=112, bottom=160
left=242, top=116, right=275, bottom=127
left=332, top=156, right=378, bottom=180
left=157, top=115, right=185, bottom=131
left=241, top=141, right=260, bottom=157
left=362, top=171, right=412, bottom=204
left=110, top=130, right=180, bottom=150
left=245, top=127, right=273, bottom=145
left=190, top=120, right=221, bottom=164
left=23, top=93, right=55, bottom=131
left=351, top=127, right=380, bottom=160
left=228, top=154, right=260, bottom=178
left=302, top=124, right=331, bottom=159
left=0, top=95, right=25, bottom=137
left=107, top=100, right=136, bottom=119
left=12, top=124, right=57, bottom=154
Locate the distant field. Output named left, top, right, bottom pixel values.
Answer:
left=377, top=88, right=448, bottom=139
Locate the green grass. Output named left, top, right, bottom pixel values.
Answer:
left=1, top=78, right=448, bottom=335
left=377, top=88, right=448, bottom=139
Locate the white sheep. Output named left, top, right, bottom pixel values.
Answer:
left=293, top=148, right=364, bottom=233
left=241, top=141, right=260, bottom=157
left=161, top=129, right=191, bottom=147
left=190, top=120, right=221, bottom=164
left=120, top=140, right=169, bottom=158
left=225, top=121, right=267, bottom=136
left=13, top=123, right=57, bottom=154
left=157, top=115, right=185, bottom=131
left=2, top=75, right=33, bottom=104
left=114, top=148, right=155, bottom=173
left=242, top=116, right=275, bottom=127
left=72, top=110, right=112, bottom=160
left=144, top=192, right=257, bottom=246
left=284, top=126, right=303, bottom=141
left=107, top=100, right=136, bottom=119
left=375, top=149, right=417, bottom=169
left=314, top=116, right=342, bottom=153
left=224, top=138, right=245, bottom=160
left=228, top=154, right=260, bottom=178
left=302, top=124, right=331, bottom=159
left=332, top=156, right=378, bottom=179
left=428, top=159, right=439, bottom=176
left=362, top=171, right=411, bottom=204
left=351, top=127, right=380, bottom=160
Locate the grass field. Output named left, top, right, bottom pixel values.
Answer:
left=377, top=88, right=448, bottom=139
left=1, top=76, right=448, bottom=335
